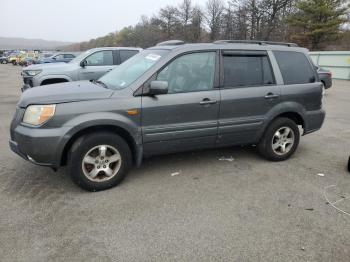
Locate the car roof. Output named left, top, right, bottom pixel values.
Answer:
left=148, top=41, right=308, bottom=53
left=88, top=47, right=142, bottom=52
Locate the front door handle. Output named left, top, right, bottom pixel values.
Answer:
left=199, top=98, right=217, bottom=105
left=264, top=93, right=279, bottom=99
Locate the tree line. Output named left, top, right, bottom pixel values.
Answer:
left=65, top=0, right=350, bottom=51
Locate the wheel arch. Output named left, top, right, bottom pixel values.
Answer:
left=272, top=111, right=305, bottom=129
left=258, top=106, right=307, bottom=142
left=60, top=125, right=140, bottom=167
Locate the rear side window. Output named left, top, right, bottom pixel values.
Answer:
left=223, top=53, right=275, bottom=87
left=64, top=54, right=75, bottom=58
left=120, top=50, right=139, bottom=63
left=273, top=51, right=315, bottom=84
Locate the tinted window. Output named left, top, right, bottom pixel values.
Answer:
left=64, top=54, right=75, bottom=58
left=85, top=50, right=113, bottom=66
left=157, top=52, right=216, bottom=94
left=223, top=54, right=275, bottom=87
left=273, top=51, right=315, bottom=84
left=120, top=50, right=139, bottom=63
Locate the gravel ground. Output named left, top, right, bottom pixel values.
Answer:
left=0, top=64, right=349, bottom=262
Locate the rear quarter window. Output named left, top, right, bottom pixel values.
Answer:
left=273, top=51, right=315, bottom=85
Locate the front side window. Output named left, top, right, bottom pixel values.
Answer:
left=100, top=49, right=169, bottom=90
left=273, top=51, right=315, bottom=85
left=223, top=53, right=275, bottom=87
left=85, top=50, right=113, bottom=66
left=157, top=52, right=216, bottom=94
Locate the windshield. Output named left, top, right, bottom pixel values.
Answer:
left=100, top=49, right=169, bottom=90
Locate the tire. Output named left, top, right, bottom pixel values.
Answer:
left=68, top=132, right=132, bottom=191
left=258, top=117, right=300, bottom=161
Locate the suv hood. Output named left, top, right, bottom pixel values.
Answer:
left=24, top=62, right=76, bottom=72
left=18, top=81, right=114, bottom=108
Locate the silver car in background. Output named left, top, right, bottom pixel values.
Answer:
left=21, top=47, right=141, bottom=90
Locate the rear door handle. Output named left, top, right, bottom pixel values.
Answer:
left=200, top=99, right=217, bottom=105
left=264, top=93, right=279, bottom=99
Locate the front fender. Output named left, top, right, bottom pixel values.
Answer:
left=53, top=111, right=142, bottom=166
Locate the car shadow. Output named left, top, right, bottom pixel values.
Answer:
left=1, top=145, right=261, bottom=195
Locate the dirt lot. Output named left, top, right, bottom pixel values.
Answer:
left=0, top=64, right=349, bottom=262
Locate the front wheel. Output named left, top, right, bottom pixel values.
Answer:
left=68, top=132, right=132, bottom=191
left=258, top=117, right=300, bottom=161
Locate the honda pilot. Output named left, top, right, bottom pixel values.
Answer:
left=10, top=40, right=325, bottom=191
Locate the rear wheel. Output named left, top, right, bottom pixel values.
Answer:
left=258, top=117, right=300, bottom=161
left=68, top=132, right=132, bottom=191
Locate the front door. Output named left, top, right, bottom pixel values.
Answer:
left=141, top=51, right=220, bottom=156
left=78, top=50, right=116, bottom=81
left=218, top=50, right=281, bottom=145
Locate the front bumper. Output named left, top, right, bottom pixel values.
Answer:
left=10, top=110, right=69, bottom=168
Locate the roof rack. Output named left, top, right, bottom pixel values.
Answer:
left=156, top=40, right=185, bottom=46
left=213, top=40, right=298, bottom=47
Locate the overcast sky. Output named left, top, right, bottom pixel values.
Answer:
left=1, top=0, right=208, bottom=43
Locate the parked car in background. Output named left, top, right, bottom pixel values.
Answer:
left=17, top=52, right=37, bottom=66
left=10, top=40, right=325, bottom=191
left=0, top=56, right=8, bottom=64
left=8, top=54, right=19, bottom=65
left=35, top=52, right=77, bottom=64
left=316, top=66, right=332, bottom=92
left=21, top=47, right=141, bottom=90
left=18, top=56, right=36, bottom=67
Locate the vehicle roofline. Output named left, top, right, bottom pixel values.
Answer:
left=147, top=43, right=308, bottom=52
left=87, top=47, right=143, bottom=51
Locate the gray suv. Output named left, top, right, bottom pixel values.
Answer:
left=21, top=47, right=141, bottom=90
left=10, top=40, right=325, bottom=191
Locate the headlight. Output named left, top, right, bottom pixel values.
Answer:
left=23, top=105, right=56, bottom=125
left=24, top=69, right=42, bottom=76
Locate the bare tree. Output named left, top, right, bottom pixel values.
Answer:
left=178, top=0, right=193, bottom=41
left=159, top=6, right=180, bottom=39
left=205, top=0, right=225, bottom=40
left=189, top=5, right=204, bottom=41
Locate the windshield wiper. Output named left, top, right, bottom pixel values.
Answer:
left=90, top=79, right=108, bottom=89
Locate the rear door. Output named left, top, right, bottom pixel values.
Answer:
left=78, top=50, right=115, bottom=80
left=218, top=50, right=281, bottom=145
left=141, top=51, right=220, bottom=156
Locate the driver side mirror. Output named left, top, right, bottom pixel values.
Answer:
left=145, top=81, right=168, bottom=96
left=80, top=60, right=87, bottom=68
